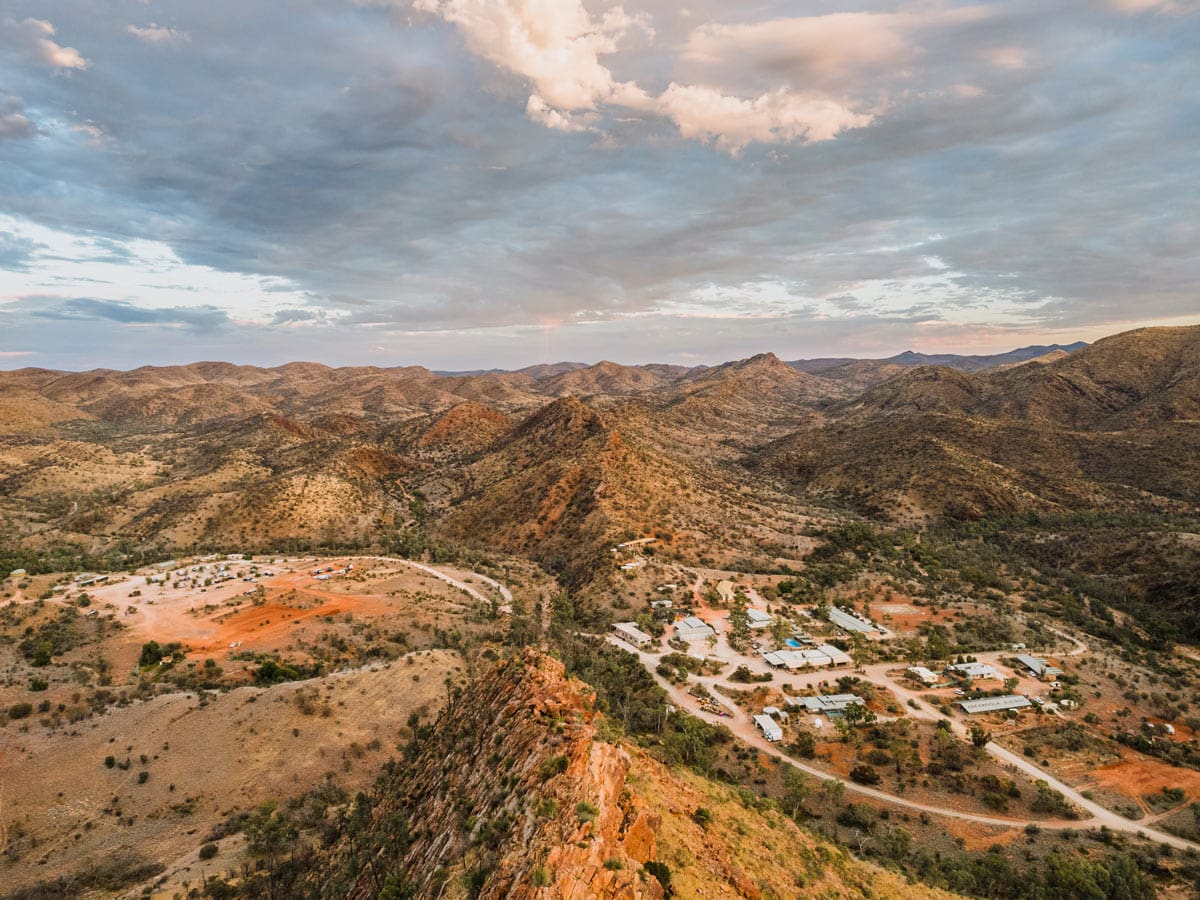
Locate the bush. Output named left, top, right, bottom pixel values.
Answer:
left=691, top=807, right=714, bottom=828
left=198, top=842, right=219, bottom=860
left=8, top=702, right=33, bottom=720
left=644, top=860, right=672, bottom=894
left=849, top=764, right=881, bottom=785
left=575, top=802, right=598, bottom=823
left=104, top=755, right=116, bottom=768
left=29, top=678, right=48, bottom=692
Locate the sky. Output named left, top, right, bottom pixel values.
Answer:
left=1, top=0, right=1198, bottom=371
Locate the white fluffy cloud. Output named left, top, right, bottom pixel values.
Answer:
left=126, top=24, right=191, bottom=45
left=2, top=17, right=89, bottom=69
left=408, top=0, right=887, bottom=152
left=412, top=0, right=645, bottom=110
left=657, top=84, right=873, bottom=153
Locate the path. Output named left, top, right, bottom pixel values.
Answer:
left=369, top=557, right=512, bottom=614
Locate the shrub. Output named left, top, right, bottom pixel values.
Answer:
left=849, top=764, right=881, bottom=785
left=29, top=678, right=48, bottom=692
left=198, top=842, right=219, bottom=860
left=575, top=802, right=598, bottom=823
left=539, top=755, right=569, bottom=780
left=691, top=807, right=714, bottom=829
left=644, top=860, right=672, bottom=893
left=8, top=702, right=33, bottom=720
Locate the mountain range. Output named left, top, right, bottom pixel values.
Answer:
left=1, top=326, right=1196, bottom=590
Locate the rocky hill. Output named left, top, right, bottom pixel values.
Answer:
left=307, top=650, right=953, bottom=899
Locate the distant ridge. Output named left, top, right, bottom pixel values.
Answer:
left=788, top=341, right=1089, bottom=375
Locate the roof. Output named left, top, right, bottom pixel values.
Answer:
left=1015, top=654, right=1048, bottom=674
left=763, top=644, right=852, bottom=669
left=613, top=622, right=652, bottom=644
left=788, top=693, right=864, bottom=713
left=947, top=662, right=997, bottom=678
left=908, top=666, right=939, bottom=681
left=675, top=616, right=715, bottom=640
left=957, top=694, right=1032, bottom=714
left=746, top=608, right=773, bottom=627
left=828, top=607, right=880, bottom=634
left=753, top=714, right=782, bottom=736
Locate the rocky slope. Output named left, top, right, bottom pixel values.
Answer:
left=310, top=651, right=664, bottom=899
left=308, top=650, right=955, bottom=900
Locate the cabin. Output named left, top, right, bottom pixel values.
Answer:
left=613, top=621, right=653, bottom=649
left=946, top=661, right=997, bottom=680
left=907, top=666, right=939, bottom=685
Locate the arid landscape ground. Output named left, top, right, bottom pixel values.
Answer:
left=2, top=325, right=1200, bottom=898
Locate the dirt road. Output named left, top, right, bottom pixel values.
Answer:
left=609, top=573, right=1200, bottom=852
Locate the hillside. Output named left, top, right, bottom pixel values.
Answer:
left=761, top=326, right=1200, bottom=520
left=305, top=650, right=952, bottom=899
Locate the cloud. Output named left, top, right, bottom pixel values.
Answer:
left=657, top=84, right=873, bottom=154
left=31, top=297, right=229, bottom=331
left=412, top=0, right=645, bottom=110
left=1, top=17, right=89, bottom=69
left=406, top=0, right=882, bottom=152
left=126, top=24, right=190, bottom=45
left=2, top=0, right=1198, bottom=371
left=1110, top=0, right=1198, bottom=12
left=525, top=94, right=594, bottom=132
left=681, top=12, right=923, bottom=90
left=0, top=96, right=34, bottom=141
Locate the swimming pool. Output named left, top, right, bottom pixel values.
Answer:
left=785, top=638, right=802, bottom=648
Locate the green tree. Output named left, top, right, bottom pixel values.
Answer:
left=781, top=766, right=812, bottom=818
left=729, top=591, right=750, bottom=651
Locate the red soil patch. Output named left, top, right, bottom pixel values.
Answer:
left=946, top=820, right=1023, bottom=851
left=1084, top=756, right=1200, bottom=805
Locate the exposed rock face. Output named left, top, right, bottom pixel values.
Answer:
left=311, top=651, right=663, bottom=899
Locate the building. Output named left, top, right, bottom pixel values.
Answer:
left=946, top=661, right=997, bottom=680
left=762, top=705, right=789, bottom=722
left=957, top=695, right=1032, bottom=715
left=1015, top=654, right=1062, bottom=679
left=753, top=714, right=783, bottom=742
left=674, top=616, right=715, bottom=643
left=613, top=621, right=653, bottom=648
left=786, top=694, right=864, bottom=718
left=650, top=599, right=673, bottom=610
left=746, top=608, right=773, bottom=629
left=828, top=606, right=889, bottom=637
left=907, top=666, right=940, bottom=685
left=761, top=644, right=852, bottom=670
